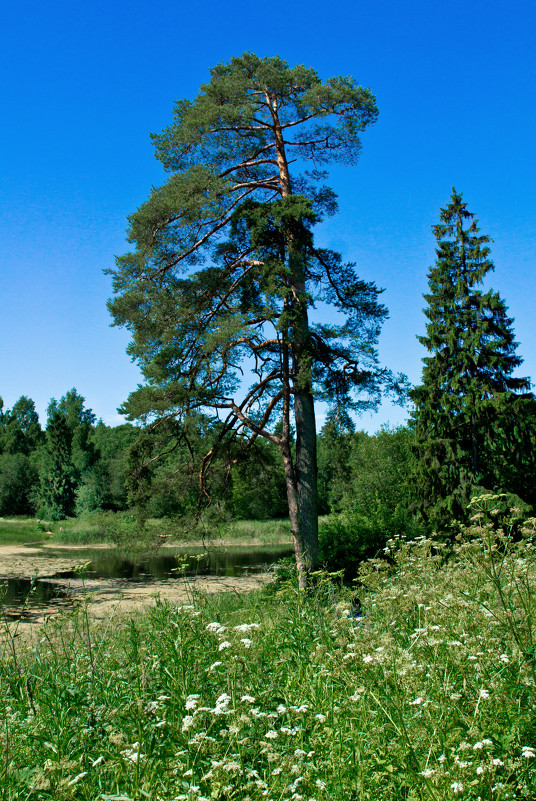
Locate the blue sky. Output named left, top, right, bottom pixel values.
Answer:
left=1, top=0, right=535, bottom=432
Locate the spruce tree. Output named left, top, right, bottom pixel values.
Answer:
left=411, top=189, right=533, bottom=525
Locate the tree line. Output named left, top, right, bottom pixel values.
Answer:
left=0, top=388, right=411, bottom=534
left=0, top=390, right=137, bottom=520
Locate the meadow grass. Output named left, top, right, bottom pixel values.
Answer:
left=1, top=494, right=536, bottom=800
left=215, top=518, right=293, bottom=544
left=0, top=513, right=295, bottom=547
left=0, top=518, right=45, bottom=545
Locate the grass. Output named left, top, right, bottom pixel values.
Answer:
left=0, top=518, right=46, bottom=545
left=0, top=513, right=295, bottom=547
left=215, top=517, right=293, bottom=544
left=1, top=493, right=536, bottom=800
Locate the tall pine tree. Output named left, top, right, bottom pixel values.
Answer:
left=108, top=53, right=401, bottom=587
left=411, top=189, right=533, bottom=525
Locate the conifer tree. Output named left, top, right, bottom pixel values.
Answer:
left=38, top=390, right=98, bottom=519
left=411, top=189, right=533, bottom=525
left=109, top=53, right=400, bottom=586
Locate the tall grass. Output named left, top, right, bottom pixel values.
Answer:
left=1, top=494, right=536, bottom=799
left=0, top=518, right=45, bottom=545
left=0, top=513, right=295, bottom=547
left=215, top=517, right=293, bottom=544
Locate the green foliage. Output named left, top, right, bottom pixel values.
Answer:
left=228, top=437, right=288, bottom=520
left=411, top=190, right=534, bottom=527
left=37, top=390, right=98, bottom=520
left=317, top=424, right=417, bottom=574
left=318, top=513, right=383, bottom=576
left=3, top=529, right=536, bottom=800
left=0, top=395, right=42, bottom=456
left=0, top=453, right=38, bottom=515
left=317, top=409, right=355, bottom=513
left=37, top=410, right=77, bottom=520
left=79, top=422, right=140, bottom=514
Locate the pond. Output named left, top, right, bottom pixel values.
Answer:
left=0, top=544, right=293, bottom=621
left=49, top=543, right=294, bottom=580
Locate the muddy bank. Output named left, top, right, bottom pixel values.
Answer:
left=0, top=543, right=275, bottom=635
left=1, top=574, right=272, bottom=634
left=0, top=543, right=91, bottom=579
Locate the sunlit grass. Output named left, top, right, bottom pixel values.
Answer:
left=2, top=495, right=536, bottom=799
left=0, top=517, right=45, bottom=545
left=0, top=513, right=296, bottom=548
left=215, top=517, right=293, bottom=544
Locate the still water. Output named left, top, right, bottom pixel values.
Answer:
left=0, top=544, right=293, bottom=619
left=49, top=544, right=294, bottom=579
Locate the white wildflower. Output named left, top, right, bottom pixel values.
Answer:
left=223, top=761, right=241, bottom=773
left=479, top=689, right=490, bottom=699
left=185, top=694, right=201, bottom=711
left=522, top=747, right=536, bottom=758
left=265, top=730, right=278, bottom=739
left=277, top=704, right=287, bottom=714
left=219, top=641, right=232, bottom=651
left=420, top=769, right=435, bottom=778
left=362, top=654, right=373, bottom=663
left=241, top=638, right=253, bottom=648
left=450, top=782, right=463, bottom=793
left=209, top=661, right=223, bottom=671
left=121, top=743, right=145, bottom=763
left=206, top=622, right=224, bottom=632
left=241, top=695, right=256, bottom=703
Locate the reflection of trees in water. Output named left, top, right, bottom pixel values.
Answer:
left=87, top=545, right=293, bottom=579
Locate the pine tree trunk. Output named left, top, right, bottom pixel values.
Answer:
left=294, top=390, right=319, bottom=572
left=271, top=95, right=320, bottom=585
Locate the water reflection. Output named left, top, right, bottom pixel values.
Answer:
left=52, top=544, right=293, bottom=580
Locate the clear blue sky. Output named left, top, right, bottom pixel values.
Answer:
left=1, top=0, right=535, bottom=432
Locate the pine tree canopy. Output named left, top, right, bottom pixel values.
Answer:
left=411, top=189, right=534, bottom=524
left=108, top=53, right=401, bottom=586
